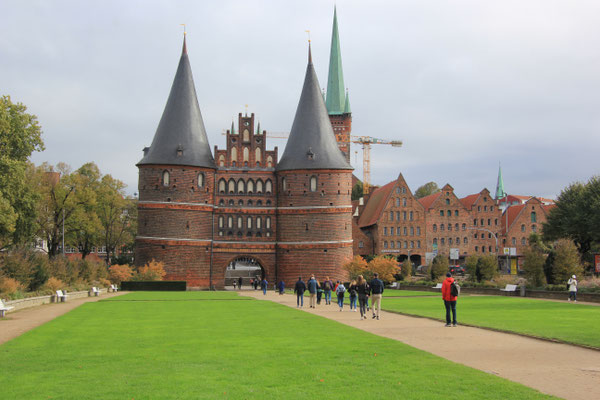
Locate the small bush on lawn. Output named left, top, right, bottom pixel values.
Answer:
left=133, top=260, right=166, bottom=281
left=109, top=264, right=133, bottom=284
left=44, top=277, right=65, bottom=292
left=430, top=254, right=448, bottom=281
left=0, top=277, right=22, bottom=298
left=343, top=255, right=368, bottom=281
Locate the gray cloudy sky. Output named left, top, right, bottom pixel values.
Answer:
left=3, top=0, right=599, bottom=199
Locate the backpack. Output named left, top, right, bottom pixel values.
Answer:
left=337, top=285, right=346, bottom=295
left=450, top=282, right=460, bottom=297
left=324, top=281, right=332, bottom=290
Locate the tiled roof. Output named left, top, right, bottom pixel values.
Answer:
left=501, top=204, right=526, bottom=234
left=357, top=180, right=395, bottom=228
left=418, top=191, right=442, bottom=210
left=459, top=193, right=480, bottom=209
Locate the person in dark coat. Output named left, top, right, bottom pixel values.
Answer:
left=442, top=272, right=458, bottom=326
left=307, top=275, right=318, bottom=308
left=322, top=276, right=334, bottom=305
left=316, top=280, right=323, bottom=305
left=294, top=277, right=306, bottom=308
left=261, top=278, right=268, bottom=295
left=238, top=276, right=243, bottom=290
left=356, top=275, right=370, bottom=320
left=278, top=280, right=285, bottom=295
left=369, top=272, right=384, bottom=320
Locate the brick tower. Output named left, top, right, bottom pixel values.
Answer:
left=326, top=6, right=352, bottom=164
left=276, top=44, right=354, bottom=284
left=135, top=36, right=217, bottom=287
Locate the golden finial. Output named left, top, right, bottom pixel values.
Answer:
left=180, top=24, right=186, bottom=35
left=305, top=30, right=311, bottom=42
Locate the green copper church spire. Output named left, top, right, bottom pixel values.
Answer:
left=343, top=89, right=351, bottom=113
left=495, top=163, right=506, bottom=199
left=325, top=6, right=346, bottom=115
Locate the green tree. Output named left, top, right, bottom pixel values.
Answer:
left=464, top=255, right=479, bottom=282
left=400, top=258, right=411, bottom=280
left=551, top=239, right=583, bottom=284
left=0, top=95, right=44, bottom=249
left=477, top=254, right=497, bottom=281
left=351, top=181, right=363, bottom=201
left=430, top=254, right=448, bottom=280
left=543, top=177, right=600, bottom=260
left=414, top=182, right=440, bottom=199
left=522, top=247, right=546, bottom=287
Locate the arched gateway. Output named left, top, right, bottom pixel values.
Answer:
left=224, top=256, right=264, bottom=288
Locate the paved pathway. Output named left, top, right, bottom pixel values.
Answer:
left=243, top=290, right=600, bottom=400
left=0, top=291, right=127, bottom=345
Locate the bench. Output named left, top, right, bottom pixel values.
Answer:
left=0, top=299, right=14, bottom=318
left=500, top=284, right=518, bottom=293
left=89, top=287, right=100, bottom=297
left=432, top=283, right=442, bottom=290
left=56, top=290, right=68, bottom=302
left=110, top=284, right=118, bottom=292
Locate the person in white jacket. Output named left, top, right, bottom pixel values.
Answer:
left=568, top=275, right=578, bottom=303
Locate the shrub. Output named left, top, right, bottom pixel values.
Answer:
left=464, top=255, right=478, bottom=282
left=400, top=259, right=411, bottom=280
left=1, top=249, right=36, bottom=287
left=0, top=277, right=22, bottom=297
left=522, top=247, right=546, bottom=287
left=552, top=239, right=583, bottom=284
left=109, top=264, right=133, bottom=284
left=134, top=260, right=166, bottom=281
left=98, top=278, right=111, bottom=288
left=45, top=277, right=65, bottom=292
left=477, top=255, right=498, bottom=281
left=430, top=255, right=448, bottom=281
left=367, top=255, right=400, bottom=282
left=343, top=255, right=368, bottom=281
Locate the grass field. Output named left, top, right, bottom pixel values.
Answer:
left=382, top=295, right=600, bottom=348
left=0, top=292, right=556, bottom=399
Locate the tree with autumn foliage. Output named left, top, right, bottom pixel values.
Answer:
left=343, top=255, right=368, bottom=280
left=367, top=255, right=400, bottom=282
left=134, top=260, right=167, bottom=281
left=108, top=264, right=133, bottom=284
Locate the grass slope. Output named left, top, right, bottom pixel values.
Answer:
left=0, top=292, right=555, bottom=399
left=383, top=295, right=600, bottom=348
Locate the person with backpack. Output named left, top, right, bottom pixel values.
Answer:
left=322, top=277, right=334, bottom=305
left=278, top=280, right=285, bottom=295
left=356, top=275, right=370, bottom=319
left=316, top=280, right=323, bottom=305
left=335, top=280, right=346, bottom=311
left=369, top=273, right=384, bottom=320
left=307, top=275, right=318, bottom=308
left=348, top=279, right=358, bottom=312
left=261, top=278, right=268, bottom=295
left=294, top=277, right=306, bottom=308
left=441, top=272, right=458, bottom=326
left=568, top=275, right=578, bottom=303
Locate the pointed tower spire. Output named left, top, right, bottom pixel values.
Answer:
left=231, top=120, right=235, bottom=135
left=256, top=121, right=261, bottom=135
left=343, top=89, right=351, bottom=114
left=138, top=35, right=214, bottom=168
left=495, top=163, right=506, bottom=199
left=325, top=6, right=346, bottom=115
left=276, top=44, right=353, bottom=171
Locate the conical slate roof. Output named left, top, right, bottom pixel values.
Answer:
left=325, top=6, right=346, bottom=115
left=138, top=37, right=215, bottom=168
left=277, top=46, right=353, bottom=171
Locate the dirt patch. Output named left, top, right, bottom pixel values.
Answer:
left=244, top=290, right=600, bottom=400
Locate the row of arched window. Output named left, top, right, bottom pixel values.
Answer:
left=218, top=148, right=274, bottom=168
left=218, top=178, right=273, bottom=195
left=383, top=226, right=421, bottom=236
left=383, top=240, right=421, bottom=249
left=162, top=171, right=205, bottom=188
left=433, top=237, right=469, bottom=246
left=281, top=176, right=318, bottom=192
left=433, top=223, right=468, bottom=232
left=218, top=199, right=272, bottom=207
left=473, top=218, right=498, bottom=226
left=389, top=210, right=416, bottom=221
left=217, top=215, right=272, bottom=237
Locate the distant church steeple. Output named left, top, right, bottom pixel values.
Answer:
left=495, top=163, right=506, bottom=200
left=325, top=6, right=352, bottom=164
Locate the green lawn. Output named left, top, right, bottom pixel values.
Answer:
left=0, top=292, right=555, bottom=399
left=383, top=290, right=438, bottom=297
left=382, top=295, right=600, bottom=348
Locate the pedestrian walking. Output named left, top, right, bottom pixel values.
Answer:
left=316, top=280, right=323, bottom=305
left=568, top=275, right=578, bottom=303
left=278, top=280, right=285, bottom=295
left=335, top=280, right=346, bottom=311
left=441, top=272, right=458, bottom=326
left=348, top=279, right=358, bottom=312
left=356, top=275, right=370, bottom=319
left=322, top=276, right=333, bottom=305
left=238, top=276, right=243, bottom=290
left=369, top=272, right=384, bottom=320
left=253, top=277, right=259, bottom=290
left=232, top=280, right=237, bottom=290
left=307, top=275, right=318, bottom=308
left=294, top=276, right=306, bottom=308
left=261, top=278, right=268, bottom=295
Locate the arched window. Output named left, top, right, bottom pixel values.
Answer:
left=247, top=217, right=252, bottom=229
left=410, top=227, right=414, bottom=235
left=218, top=155, right=225, bottom=167
left=219, top=199, right=224, bottom=206
left=256, top=217, right=262, bottom=229
left=243, top=129, right=250, bottom=142
left=267, top=156, right=273, bottom=168
left=390, top=241, right=395, bottom=249
left=440, top=224, right=445, bottom=231
left=521, top=224, right=525, bottom=232
left=462, top=223, right=466, bottom=231
left=228, top=199, right=234, bottom=206
left=237, top=179, right=245, bottom=194
left=228, top=179, right=235, bottom=194
left=521, top=237, right=526, bottom=245
left=433, top=238, right=438, bottom=245
left=448, top=224, right=452, bottom=232
left=282, top=177, right=287, bottom=191
left=441, top=238, right=445, bottom=245
left=218, top=179, right=226, bottom=194
left=247, top=200, right=253, bottom=206
left=404, top=241, right=408, bottom=248
left=256, top=180, right=263, bottom=194
left=197, top=173, right=204, bottom=187
left=265, top=179, right=272, bottom=194
left=266, top=217, right=271, bottom=229
left=531, top=211, right=537, bottom=222
left=227, top=216, right=233, bottom=229
left=237, top=216, right=243, bottom=229
left=383, top=241, right=388, bottom=249
left=218, top=216, right=224, bottom=228
left=256, top=200, right=262, bottom=206
left=247, top=179, right=254, bottom=194
left=402, top=198, right=407, bottom=206
left=464, top=237, right=468, bottom=244
left=532, top=225, right=537, bottom=232
left=231, top=147, right=237, bottom=163
left=162, top=170, right=170, bottom=186
left=310, top=176, right=317, bottom=192
left=255, top=148, right=262, bottom=163
left=238, top=200, right=244, bottom=206
left=243, top=147, right=249, bottom=163
left=433, top=224, right=437, bottom=232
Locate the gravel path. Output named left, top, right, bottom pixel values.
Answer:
left=243, top=290, right=600, bottom=400
left=0, top=291, right=127, bottom=345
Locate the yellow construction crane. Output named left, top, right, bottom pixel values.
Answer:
left=350, top=136, right=402, bottom=195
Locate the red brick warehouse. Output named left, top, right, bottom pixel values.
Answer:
left=136, top=11, right=354, bottom=289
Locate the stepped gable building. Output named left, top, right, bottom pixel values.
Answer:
left=355, top=174, right=425, bottom=265
left=459, top=188, right=503, bottom=256
left=136, top=26, right=353, bottom=288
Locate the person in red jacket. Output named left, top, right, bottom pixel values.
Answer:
left=441, top=272, right=457, bottom=327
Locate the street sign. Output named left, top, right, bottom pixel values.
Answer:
left=510, top=247, right=517, bottom=256
left=450, top=248, right=459, bottom=260
left=503, top=248, right=510, bottom=255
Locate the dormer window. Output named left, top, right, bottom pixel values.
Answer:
left=310, top=176, right=317, bottom=192
left=176, top=144, right=183, bottom=157
left=162, top=170, right=170, bottom=186
left=307, top=147, right=315, bottom=160
left=197, top=173, right=204, bottom=187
